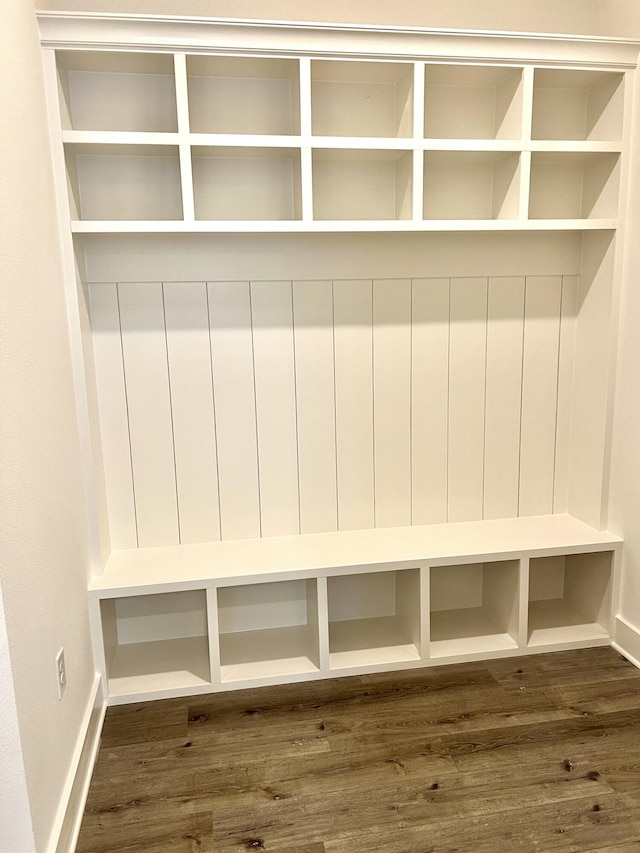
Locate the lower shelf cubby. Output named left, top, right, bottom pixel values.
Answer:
left=312, top=149, right=413, bottom=220
left=216, top=579, right=322, bottom=682
left=528, top=152, right=619, bottom=220
left=528, top=551, right=613, bottom=646
left=423, top=151, right=520, bottom=220
left=192, top=147, right=302, bottom=221
left=327, top=569, right=422, bottom=669
left=429, top=560, right=520, bottom=658
left=65, top=144, right=183, bottom=221
left=100, top=590, right=211, bottom=697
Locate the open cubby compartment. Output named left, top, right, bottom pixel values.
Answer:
left=64, top=143, right=183, bottom=221
left=424, top=64, right=523, bottom=139
left=429, top=560, right=520, bottom=658
left=55, top=51, right=178, bottom=132
left=327, top=569, right=422, bottom=669
left=532, top=69, right=624, bottom=141
left=186, top=55, right=301, bottom=135
left=528, top=152, right=620, bottom=220
left=192, top=146, right=302, bottom=220
left=217, top=579, right=322, bottom=682
left=311, top=60, right=413, bottom=137
left=312, top=149, right=412, bottom=220
left=100, top=590, right=212, bottom=697
left=528, top=551, right=613, bottom=646
left=423, top=151, right=520, bottom=220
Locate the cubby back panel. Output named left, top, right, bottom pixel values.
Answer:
left=89, top=272, right=579, bottom=549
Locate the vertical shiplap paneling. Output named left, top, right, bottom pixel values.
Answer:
left=207, top=281, right=261, bottom=540
left=251, top=281, right=300, bottom=538
left=118, top=282, right=179, bottom=547
left=553, top=275, right=578, bottom=513
left=163, top=282, right=220, bottom=544
left=373, top=278, right=412, bottom=528
left=484, top=277, right=525, bottom=520
left=519, top=276, right=562, bottom=516
left=293, top=280, right=338, bottom=534
left=411, top=278, right=449, bottom=525
left=334, top=279, right=375, bottom=531
left=88, top=283, right=137, bottom=549
left=448, top=277, right=488, bottom=523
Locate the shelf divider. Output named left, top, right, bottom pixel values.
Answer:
left=518, top=556, right=530, bottom=647
left=207, top=587, right=221, bottom=683
left=174, top=52, right=194, bottom=221
left=519, top=150, right=532, bottom=221
left=316, top=576, right=330, bottom=671
left=299, top=58, right=314, bottom=222
left=521, top=65, right=534, bottom=142
left=412, top=61, right=425, bottom=221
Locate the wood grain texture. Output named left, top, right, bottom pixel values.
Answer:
left=78, top=648, right=640, bottom=852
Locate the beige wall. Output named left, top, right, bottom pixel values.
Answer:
left=0, top=1, right=96, bottom=850
left=33, top=0, right=640, bottom=38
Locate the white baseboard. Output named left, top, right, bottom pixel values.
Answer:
left=48, top=675, right=105, bottom=853
left=612, top=614, right=640, bottom=670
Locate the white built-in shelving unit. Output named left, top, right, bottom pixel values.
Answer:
left=52, top=37, right=626, bottom=233
left=38, top=13, right=635, bottom=703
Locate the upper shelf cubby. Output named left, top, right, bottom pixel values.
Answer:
left=311, top=60, right=413, bottom=137
left=424, top=64, right=523, bottom=140
left=186, top=56, right=301, bottom=135
left=532, top=69, right=624, bottom=141
left=56, top=51, right=178, bottom=133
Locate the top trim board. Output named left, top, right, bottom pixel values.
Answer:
left=37, top=13, right=640, bottom=68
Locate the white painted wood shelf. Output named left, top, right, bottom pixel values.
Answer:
left=39, top=13, right=633, bottom=705
left=88, top=515, right=621, bottom=702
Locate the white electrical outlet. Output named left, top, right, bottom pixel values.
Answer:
left=55, top=647, right=66, bottom=699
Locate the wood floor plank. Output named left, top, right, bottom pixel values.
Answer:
left=195, top=734, right=456, bottom=801
left=550, top=676, right=640, bottom=715
left=321, top=795, right=640, bottom=853
left=77, top=648, right=640, bottom=853
left=185, top=665, right=498, bottom=734
left=442, top=708, right=640, bottom=761
left=99, top=703, right=188, bottom=748
left=487, top=648, right=639, bottom=691
left=208, top=766, right=614, bottom=852
left=76, top=810, right=213, bottom=853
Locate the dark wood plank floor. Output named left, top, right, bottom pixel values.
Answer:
left=76, top=648, right=640, bottom=853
